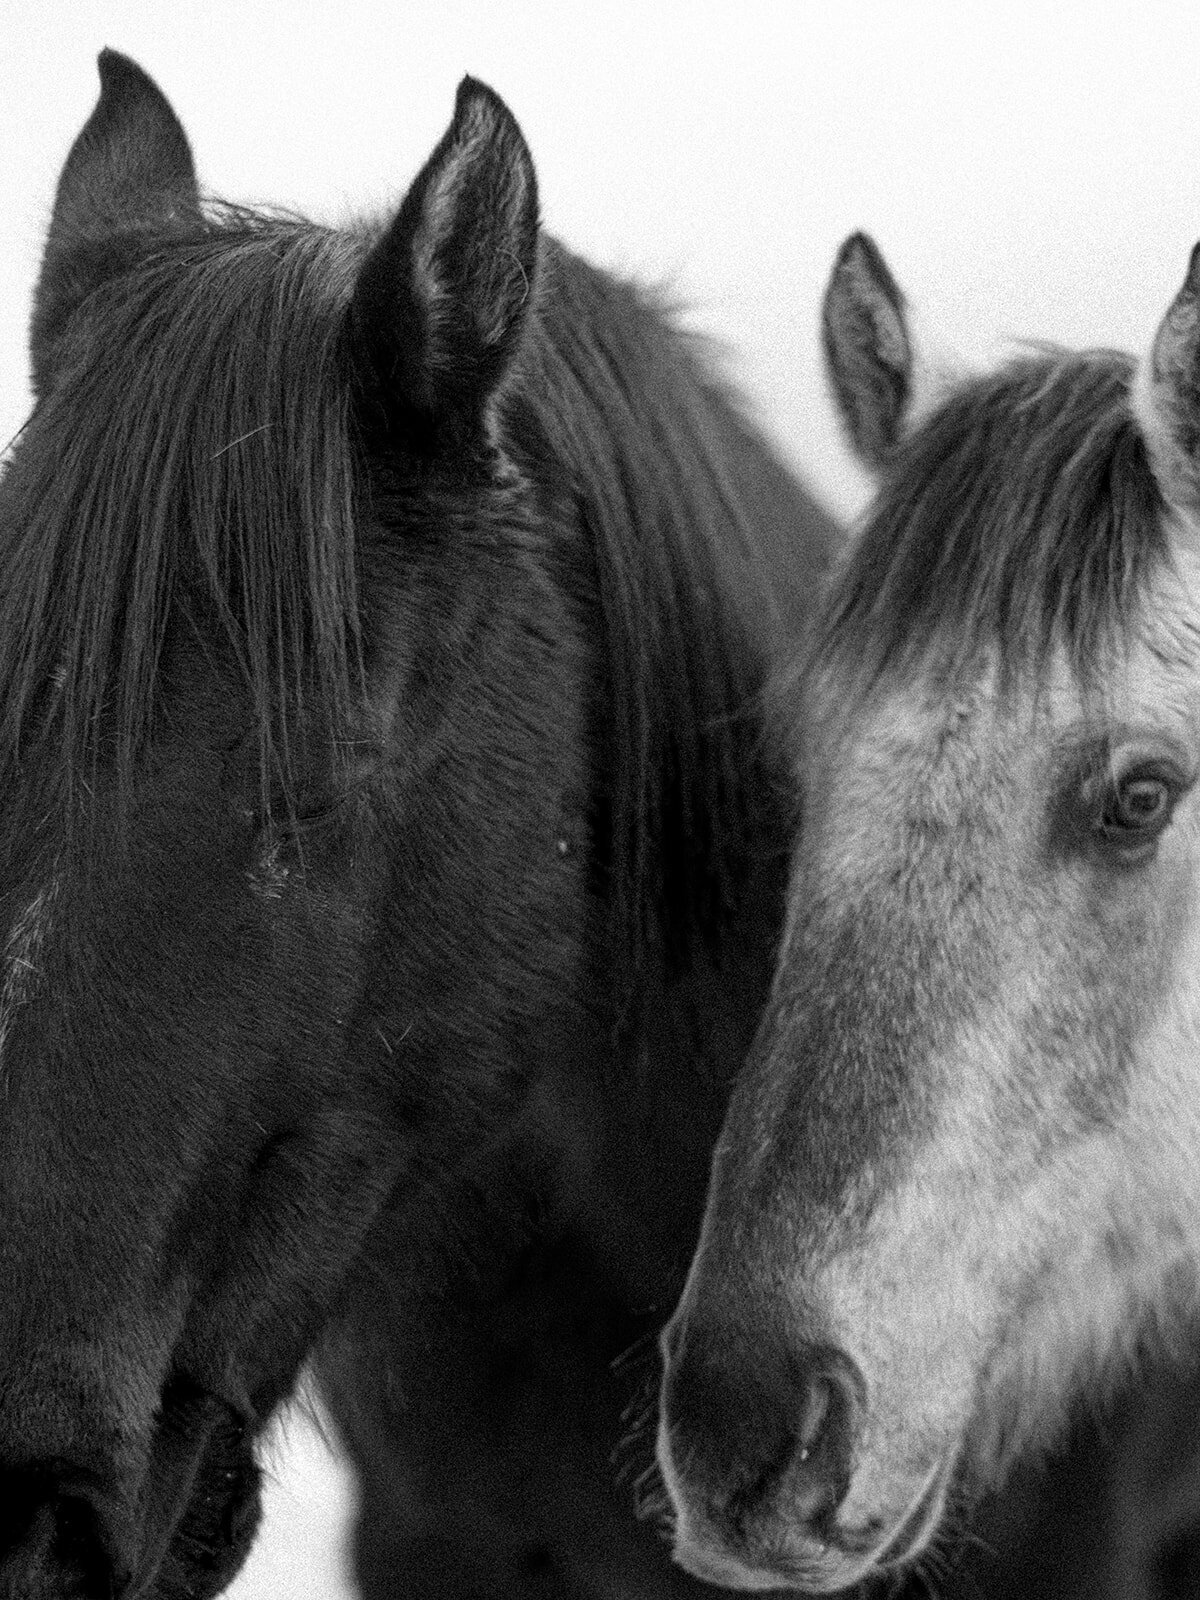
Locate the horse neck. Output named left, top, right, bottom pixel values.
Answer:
left=511, top=242, right=837, bottom=1001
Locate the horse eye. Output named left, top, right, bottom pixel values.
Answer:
left=254, top=787, right=354, bottom=846
left=1096, top=770, right=1175, bottom=849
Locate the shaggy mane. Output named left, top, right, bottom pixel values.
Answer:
left=510, top=242, right=828, bottom=966
left=820, top=350, right=1167, bottom=696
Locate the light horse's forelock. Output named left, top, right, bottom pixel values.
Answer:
left=811, top=348, right=1168, bottom=710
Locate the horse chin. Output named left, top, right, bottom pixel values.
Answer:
left=128, top=1386, right=262, bottom=1600
left=670, top=1455, right=953, bottom=1595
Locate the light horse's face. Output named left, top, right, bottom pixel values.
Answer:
left=657, top=235, right=1200, bottom=1591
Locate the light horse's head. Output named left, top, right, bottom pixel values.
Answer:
left=656, top=234, right=1200, bottom=1591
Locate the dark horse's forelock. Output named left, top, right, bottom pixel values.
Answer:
left=0, top=206, right=364, bottom=807
left=821, top=350, right=1168, bottom=698
left=0, top=197, right=803, bottom=970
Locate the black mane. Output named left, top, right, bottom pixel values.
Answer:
left=820, top=350, right=1166, bottom=696
left=511, top=242, right=823, bottom=966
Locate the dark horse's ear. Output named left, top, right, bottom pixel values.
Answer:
left=822, top=233, right=914, bottom=472
left=347, top=76, right=539, bottom=447
left=31, top=50, right=199, bottom=395
left=1136, top=243, right=1200, bottom=512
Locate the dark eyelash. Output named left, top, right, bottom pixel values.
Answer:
left=255, top=784, right=360, bottom=843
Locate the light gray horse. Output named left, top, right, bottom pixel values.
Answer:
left=656, top=231, right=1200, bottom=1592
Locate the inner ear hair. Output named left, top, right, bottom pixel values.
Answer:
left=1132, top=242, right=1200, bottom=514
left=822, top=232, right=914, bottom=472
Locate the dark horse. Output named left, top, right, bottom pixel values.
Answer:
left=0, top=51, right=840, bottom=1599
left=657, top=230, right=1200, bottom=1595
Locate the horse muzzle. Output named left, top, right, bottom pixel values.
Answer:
left=0, top=1383, right=260, bottom=1600
left=656, top=1307, right=951, bottom=1591
left=0, top=1462, right=135, bottom=1600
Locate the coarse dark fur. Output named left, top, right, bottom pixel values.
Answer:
left=0, top=51, right=842, bottom=1599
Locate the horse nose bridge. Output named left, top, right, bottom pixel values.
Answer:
left=0, top=1140, right=175, bottom=1342
left=0, top=1021, right=195, bottom=1293
left=0, top=1032, right=216, bottom=1469
left=0, top=1150, right=184, bottom=1477
left=710, top=924, right=950, bottom=1239
left=0, top=1330, right=165, bottom=1469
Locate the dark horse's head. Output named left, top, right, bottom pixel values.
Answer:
left=658, top=234, right=1200, bottom=1590
left=0, top=52, right=593, bottom=1597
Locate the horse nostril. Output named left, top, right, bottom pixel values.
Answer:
left=660, top=1321, right=863, bottom=1545
left=0, top=1463, right=134, bottom=1594
left=797, top=1365, right=836, bottom=1457
left=787, top=1348, right=862, bottom=1526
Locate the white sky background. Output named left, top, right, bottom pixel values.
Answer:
left=4, top=2, right=1200, bottom=1595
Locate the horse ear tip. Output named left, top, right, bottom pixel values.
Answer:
left=835, top=232, right=887, bottom=286
left=452, top=74, right=522, bottom=140
left=455, top=74, right=501, bottom=108
left=97, top=48, right=146, bottom=91
left=95, top=49, right=173, bottom=122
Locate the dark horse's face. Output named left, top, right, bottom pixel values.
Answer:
left=0, top=670, right=383, bottom=1598
left=0, top=53, right=577, bottom=1598
left=658, top=237, right=1200, bottom=1590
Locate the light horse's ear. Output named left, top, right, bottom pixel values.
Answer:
left=31, top=50, right=200, bottom=396
left=347, top=77, right=539, bottom=448
left=822, top=233, right=918, bottom=473
left=1133, top=245, right=1200, bottom=513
